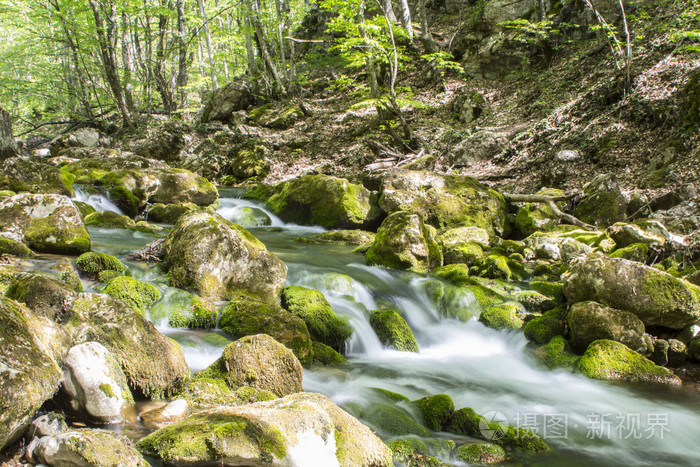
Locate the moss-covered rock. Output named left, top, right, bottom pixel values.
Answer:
left=29, top=429, right=149, bottom=467
left=455, top=443, right=507, bottom=464
left=84, top=210, right=137, bottom=230
left=532, top=336, right=579, bottom=371
left=575, top=339, right=681, bottom=385
left=515, top=198, right=561, bottom=237
left=351, top=402, right=430, bottom=437
left=153, top=289, right=218, bottom=329
left=137, top=392, right=393, bottom=466
left=366, top=211, right=442, bottom=273
left=574, top=174, right=628, bottom=227
left=370, top=309, right=419, bottom=352
left=74, top=201, right=96, bottom=219
left=430, top=264, right=507, bottom=310
left=281, top=285, right=352, bottom=353
left=231, top=206, right=272, bottom=228
left=568, top=301, right=646, bottom=354
left=523, top=306, right=567, bottom=344
left=297, top=229, right=376, bottom=245
left=563, top=254, right=700, bottom=329
left=311, top=341, right=347, bottom=366
left=203, top=334, right=303, bottom=397
left=443, top=241, right=485, bottom=266
left=0, top=236, right=33, bottom=257
left=609, top=242, right=649, bottom=262
left=473, top=254, right=525, bottom=281
left=5, top=272, right=77, bottom=320
left=266, top=174, right=380, bottom=229
left=0, top=193, right=90, bottom=255
left=145, top=202, right=200, bottom=224
left=103, top=276, right=160, bottom=313
left=226, top=138, right=272, bottom=182
left=378, top=169, right=509, bottom=235
left=414, top=394, right=455, bottom=431
left=388, top=437, right=455, bottom=466
left=438, top=226, right=491, bottom=249
left=63, top=293, right=189, bottom=399
left=606, top=222, right=665, bottom=251
left=219, top=296, right=312, bottom=366
left=162, top=212, right=287, bottom=303
left=0, top=157, right=73, bottom=196
left=446, top=407, right=549, bottom=454
left=479, top=302, right=525, bottom=330
left=75, top=251, right=127, bottom=279
left=524, top=232, right=592, bottom=262
left=0, top=297, right=69, bottom=451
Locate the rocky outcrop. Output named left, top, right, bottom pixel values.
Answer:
left=60, top=342, right=133, bottom=424
left=1, top=157, right=73, bottom=195
left=563, top=254, right=700, bottom=329
left=377, top=169, right=509, bottom=235
left=365, top=211, right=443, bottom=273
left=63, top=293, right=189, bottom=399
left=4, top=272, right=78, bottom=320
left=266, top=174, right=380, bottom=229
left=0, top=297, right=69, bottom=451
left=137, top=392, right=393, bottom=466
left=200, top=81, right=254, bottom=123
left=0, top=194, right=90, bottom=255
left=162, top=212, right=287, bottom=303
left=574, top=174, right=628, bottom=227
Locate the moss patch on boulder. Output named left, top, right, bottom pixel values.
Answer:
left=370, top=309, right=419, bottom=352
left=523, top=306, right=567, bottom=344
left=103, top=276, right=161, bottom=313
left=479, top=302, right=525, bottom=330
left=414, top=394, right=455, bottom=431
left=532, top=336, right=579, bottom=371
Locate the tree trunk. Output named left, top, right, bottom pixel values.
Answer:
left=176, top=0, right=189, bottom=109
left=382, top=0, right=397, bottom=22
left=121, top=13, right=136, bottom=112
left=0, top=108, right=19, bottom=161
left=397, top=0, right=413, bottom=39
left=418, top=0, right=439, bottom=54
left=88, top=0, right=134, bottom=128
left=154, top=10, right=175, bottom=113
left=197, top=0, right=218, bottom=90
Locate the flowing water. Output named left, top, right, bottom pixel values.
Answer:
left=77, top=190, right=700, bottom=467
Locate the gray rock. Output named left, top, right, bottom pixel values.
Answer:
left=60, top=342, right=133, bottom=424
left=568, top=301, right=646, bottom=354
left=574, top=174, right=628, bottom=227
left=162, top=212, right=287, bottom=303
left=201, top=81, right=254, bottom=123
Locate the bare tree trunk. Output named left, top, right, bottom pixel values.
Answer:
left=88, top=0, right=133, bottom=128
left=418, top=0, right=438, bottom=53
left=176, top=0, right=189, bottom=110
left=154, top=10, right=175, bottom=113
left=121, top=12, right=136, bottom=112
left=0, top=108, right=19, bottom=161
left=397, top=0, right=413, bottom=40
left=382, top=0, right=397, bottom=22
left=197, top=0, right=218, bottom=90
left=248, top=0, right=286, bottom=96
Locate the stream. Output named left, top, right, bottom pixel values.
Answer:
left=75, top=188, right=700, bottom=466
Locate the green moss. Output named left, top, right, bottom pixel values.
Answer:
left=370, top=388, right=410, bottom=402
left=358, top=403, right=430, bottom=437
left=523, top=306, right=567, bottom=344
left=610, top=242, right=649, bottom=262
left=575, top=339, right=681, bottom=384
left=281, top=285, right=352, bottom=353
left=108, top=186, right=141, bottom=217
left=414, top=394, right=455, bottom=431
left=60, top=268, right=83, bottom=292
left=431, top=264, right=507, bottom=310
left=479, top=302, right=524, bottom=330
left=530, top=281, right=565, bottom=303
left=97, top=270, right=123, bottom=283
left=24, top=216, right=91, bottom=255
left=168, top=295, right=218, bottom=329
left=248, top=103, right=273, bottom=122
left=218, top=296, right=313, bottom=366
left=0, top=237, right=33, bottom=257
left=74, top=201, right=96, bottom=219
left=297, top=230, right=376, bottom=245
left=84, top=211, right=136, bottom=229
left=311, top=341, right=347, bottom=366
left=443, top=242, right=484, bottom=266
left=103, top=276, right=161, bottom=313
left=474, top=254, right=525, bottom=281
left=99, top=383, right=116, bottom=398
left=370, top=309, right=419, bottom=352
left=533, top=336, right=579, bottom=370
left=455, top=443, right=507, bottom=464
left=76, top=252, right=127, bottom=277
left=516, top=202, right=559, bottom=236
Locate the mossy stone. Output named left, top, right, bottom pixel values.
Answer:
left=219, top=296, right=312, bottom=366
left=609, top=242, right=649, bottom=262
left=146, top=202, right=200, bottom=224
left=166, top=293, right=219, bottom=329
left=103, top=276, right=161, bottom=313
left=431, top=264, right=507, bottom=311
left=0, top=237, right=33, bottom=257
left=354, top=403, right=430, bottom=437
left=523, top=306, right=567, bottom=344
left=455, top=443, right=507, bottom=464
left=443, top=242, right=485, bottom=266
left=5, top=272, right=77, bottom=320
left=281, top=285, right=352, bottom=353
left=575, top=339, right=681, bottom=385
left=532, top=336, right=579, bottom=371
left=516, top=202, right=560, bottom=237
left=414, top=394, right=455, bottom=431
left=76, top=252, right=127, bottom=278
left=370, top=309, right=419, bottom=352
left=74, top=201, right=96, bottom=219
left=568, top=301, right=646, bottom=354
left=366, top=211, right=443, bottom=273
left=297, top=229, right=376, bottom=245
left=474, top=254, right=525, bottom=281
left=311, top=341, right=347, bottom=366
left=479, top=302, right=524, bottom=330
left=84, top=210, right=137, bottom=230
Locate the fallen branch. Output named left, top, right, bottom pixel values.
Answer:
left=503, top=193, right=596, bottom=231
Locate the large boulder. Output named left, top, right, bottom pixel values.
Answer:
left=574, top=174, right=628, bottom=227
left=0, top=297, right=69, bottom=451
left=137, top=392, right=393, bottom=466
left=204, top=334, right=303, bottom=397
left=162, top=212, right=286, bottom=303
left=0, top=194, right=90, bottom=255
left=218, top=296, right=312, bottom=366
left=28, top=429, right=148, bottom=467
left=568, top=301, right=646, bottom=354
left=60, top=342, right=133, bottom=424
left=63, top=293, right=189, bottom=399
left=365, top=211, right=443, bottom=273
left=524, top=232, right=592, bottom=262
left=377, top=169, right=509, bottom=235
left=370, top=309, right=419, bottom=352
left=200, top=81, right=254, bottom=123
left=563, top=254, right=700, bottom=329
left=266, top=174, right=380, bottom=229
left=0, top=158, right=73, bottom=195
left=281, top=286, right=352, bottom=353
left=575, top=340, right=681, bottom=385
left=5, top=272, right=78, bottom=320
left=49, top=128, right=109, bottom=156
left=103, top=276, right=161, bottom=314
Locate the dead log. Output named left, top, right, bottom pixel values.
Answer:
left=503, top=193, right=596, bottom=231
